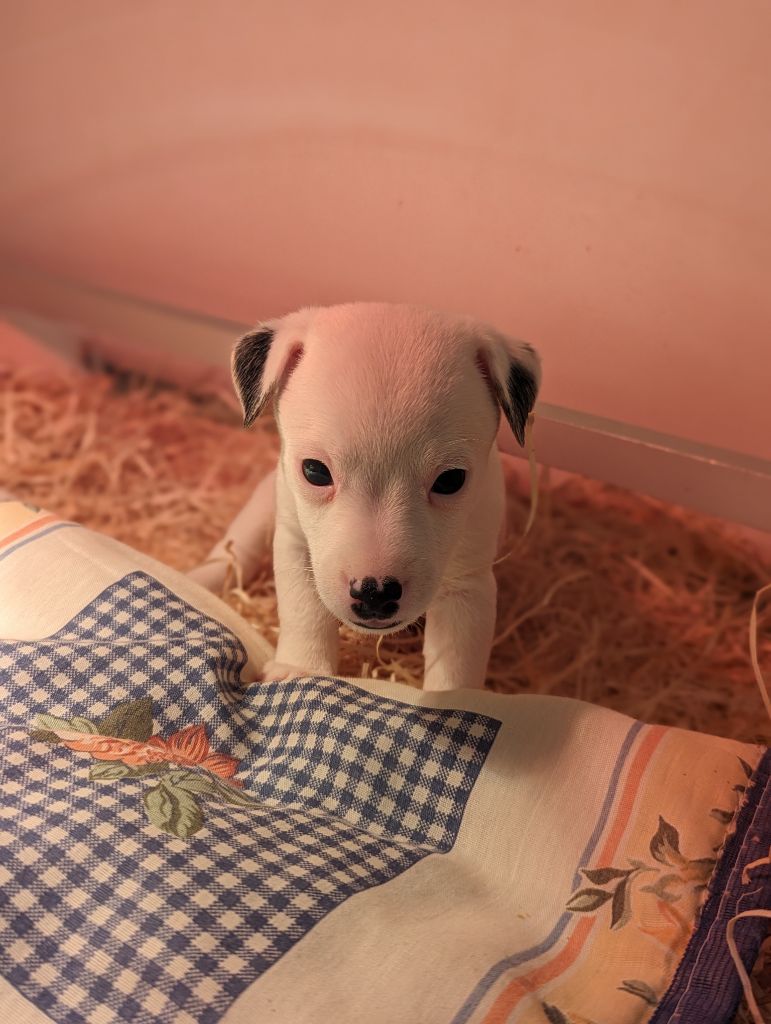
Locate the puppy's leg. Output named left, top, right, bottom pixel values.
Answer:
left=422, top=569, right=497, bottom=692
left=187, top=467, right=277, bottom=593
left=261, top=522, right=340, bottom=682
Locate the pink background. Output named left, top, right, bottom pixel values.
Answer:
left=1, top=1, right=769, bottom=458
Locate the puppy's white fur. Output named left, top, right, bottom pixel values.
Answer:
left=189, top=303, right=540, bottom=691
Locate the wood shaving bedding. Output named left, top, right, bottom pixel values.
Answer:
left=1, top=363, right=770, bottom=1016
left=1, top=364, right=768, bottom=745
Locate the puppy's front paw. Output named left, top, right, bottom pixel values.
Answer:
left=423, top=664, right=477, bottom=692
left=259, top=659, right=316, bottom=683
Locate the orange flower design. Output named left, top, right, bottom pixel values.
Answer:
left=32, top=702, right=253, bottom=838
left=59, top=724, right=242, bottom=785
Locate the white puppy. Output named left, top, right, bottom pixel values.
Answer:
left=189, top=303, right=540, bottom=691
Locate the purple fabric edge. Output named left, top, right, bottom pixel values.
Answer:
left=650, top=747, right=771, bottom=1023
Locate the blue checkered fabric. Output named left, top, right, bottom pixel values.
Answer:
left=0, top=573, right=499, bottom=1024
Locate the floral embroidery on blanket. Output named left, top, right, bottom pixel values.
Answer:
left=31, top=699, right=257, bottom=838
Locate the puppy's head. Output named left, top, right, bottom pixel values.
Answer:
left=233, top=303, right=540, bottom=634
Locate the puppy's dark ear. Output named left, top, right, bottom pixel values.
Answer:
left=232, top=327, right=276, bottom=427
left=476, top=331, right=542, bottom=446
left=232, top=314, right=308, bottom=427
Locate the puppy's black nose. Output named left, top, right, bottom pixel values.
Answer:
left=350, top=576, right=402, bottom=619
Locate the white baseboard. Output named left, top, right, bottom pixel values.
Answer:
left=2, top=260, right=769, bottom=537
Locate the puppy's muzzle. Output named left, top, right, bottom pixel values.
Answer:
left=349, top=576, right=402, bottom=626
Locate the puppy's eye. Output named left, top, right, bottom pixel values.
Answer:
left=302, top=459, right=333, bottom=487
left=431, top=469, right=466, bottom=495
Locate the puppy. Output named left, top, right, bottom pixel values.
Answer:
left=189, top=303, right=540, bottom=691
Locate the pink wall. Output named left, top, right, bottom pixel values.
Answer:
left=1, top=1, right=769, bottom=458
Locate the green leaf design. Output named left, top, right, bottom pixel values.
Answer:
left=29, top=730, right=60, bottom=744
left=626, top=858, right=657, bottom=874
left=71, top=716, right=99, bottom=733
left=650, top=816, right=685, bottom=867
left=166, top=770, right=258, bottom=808
left=165, top=770, right=221, bottom=796
left=35, top=713, right=97, bottom=736
left=619, top=979, right=658, bottom=1006
left=656, top=872, right=682, bottom=887
left=640, top=874, right=683, bottom=904
left=581, top=866, right=633, bottom=886
left=565, top=888, right=614, bottom=913
left=90, top=762, right=132, bottom=780
left=144, top=783, right=175, bottom=831
left=207, top=777, right=259, bottom=807
left=710, top=808, right=734, bottom=825
left=541, top=1004, right=571, bottom=1024
left=97, top=698, right=154, bottom=741
left=610, top=876, right=632, bottom=930
left=143, top=783, right=204, bottom=838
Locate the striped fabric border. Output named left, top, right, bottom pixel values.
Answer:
left=0, top=509, right=79, bottom=563
left=452, top=722, right=668, bottom=1023
left=650, top=747, right=771, bottom=1024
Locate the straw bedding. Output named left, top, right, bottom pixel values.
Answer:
left=2, top=365, right=768, bottom=743
left=1, top=364, right=770, bottom=1018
